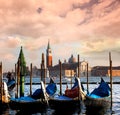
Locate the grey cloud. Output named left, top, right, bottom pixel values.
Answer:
left=94, top=21, right=120, bottom=38
left=72, top=0, right=102, bottom=10
left=37, top=7, right=43, bottom=14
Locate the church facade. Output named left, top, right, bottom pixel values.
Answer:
left=45, top=41, right=90, bottom=77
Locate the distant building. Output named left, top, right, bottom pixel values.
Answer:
left=91, top=66, right=108, bottom=76
left=80, top=61, right=91, bottom=77
left=91, top=66, right=120, bottom=77
left=49, top=55, right=91, bottom=78
left=108, top=66, right=120, bottom=77
left=46, top=40, right=52, bottom=69
left=20, top=42, right=92, bottom=78
left=45, top=41, right=91, bottom=78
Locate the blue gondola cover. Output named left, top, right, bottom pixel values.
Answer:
left=89, top=78, right=111, bottom=98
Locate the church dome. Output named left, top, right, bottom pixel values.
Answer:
left=68, top=55, right=76, bottom=63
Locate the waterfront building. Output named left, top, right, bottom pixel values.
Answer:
left=46, top=42, right=91, bottom=78
left=49, top=55, right=91, bottom=78
left=91, top=66, right=120, bottom=77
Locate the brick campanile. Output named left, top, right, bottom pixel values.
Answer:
left=46, top=40, right=52, bottom=68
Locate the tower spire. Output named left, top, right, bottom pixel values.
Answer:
left=47, top=39, right=50, bottom=49
left=46, top=40, right=52, bottom=68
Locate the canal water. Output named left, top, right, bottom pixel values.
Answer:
left=1, top=77, right=120, bottom=115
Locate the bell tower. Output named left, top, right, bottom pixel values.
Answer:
left=46, top=40, right=52, bottom=68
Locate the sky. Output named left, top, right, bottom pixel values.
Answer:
left=0, top=0, right=120, bottom=72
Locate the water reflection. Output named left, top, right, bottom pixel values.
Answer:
left=16, top=111, right=45, bottom=115
left=0, top=104, right=9, bottom=115
left=1, top=77, right=120, bottom=115
left=85, top=107, right=110, bottom=115
left=15, top=108, right=81, bottom=115
left=15, top=107, right=48, bottom=115
left=51, top=108, right=81, bottom=115
left=0, top=107, right=113, bottom=115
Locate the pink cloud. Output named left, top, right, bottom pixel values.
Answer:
left=6, top=37, right=21, bottom=48
left=0, top=0, right=120, bottom=71
left=3, top=53, right=15, bottom=61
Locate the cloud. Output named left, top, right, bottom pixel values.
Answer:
left=3, top=53, right=15, bottom=61
left=6, top=37, right=21, bottom=48
left=0, top=0, right=120, bottom=71
left=24, top=37, right=48, bottom=50
left=0, top=36, right=21, bottom=48
left=80, top=38, right=120, bottom=56
left=95, top=21, right=120, bottom=38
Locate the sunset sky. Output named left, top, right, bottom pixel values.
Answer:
left=0, top=0, right=120, bottom=72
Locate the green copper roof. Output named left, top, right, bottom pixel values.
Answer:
left=18, top=46, right=26, bottom=66
left=18, top=46, right=26, bottom=75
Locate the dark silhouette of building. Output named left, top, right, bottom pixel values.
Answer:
left=91, top=66, right=120, bottom=77
left=48, top=55, right=90, bottom=78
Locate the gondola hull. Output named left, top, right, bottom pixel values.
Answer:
left=9, top=81, right=49, bottom=113
left=84, top=78, right=111, bottom=114
left=85, top=96, right=111, bottom=115
left=9, top=97, right=48, bottom=112
left=49, top=97, right=81, bottom=110
left=49, top=95, right=82, bottom=114
left=84, top=96, right=110, bottom=109
left=48, top=77, right=84, bottom=112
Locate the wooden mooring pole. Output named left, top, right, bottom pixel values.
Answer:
left=15, top=64, right=17, bottom=98
left=71, top=70, right=72, bottom=89
left=16, top=59, right=20, bottom=98
left=41, top=53, right=46, bottom=86
left=30, top=63, right=32, bottom=96
left=77, top=54, right=81, bottom=100
left=78, top=54, right=80, bottom=78
left=86, top=63, right=89, bottom=93
left=109, top=52, right=113, bottom=110
left=59, top=60, right=62, bottom=95
left=0, top=62, right=2, bottom=103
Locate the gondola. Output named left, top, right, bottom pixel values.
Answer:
left=0, top=81, right=10, bottom=110
left=7, top=79, right=15, bottom=91
left=6, top=72, right=15, bottom=91
left=49, top=77, right=85, bottom=112
left=9, top=81, right=49, bottom=112
left=9, top=78, right=57, bottom=111
left=84, top=78, right=111, bottom=113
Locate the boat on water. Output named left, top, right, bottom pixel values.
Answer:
left=0, top=81, right=10, bottom=109
left=64, top=77, right=85, bottom=99
left=7, top=79, right=15, bottom=92
left=84, top=78, right=111, bottom=112
left=9, top=78, right=57, bottom=112
left=9, top=81, right=49, bottom=112
left=48, top=77, right=85, bottom=112
left=6, top=72, right=15, bottom=92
